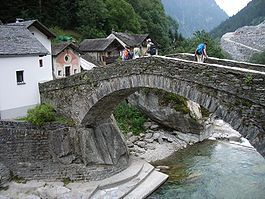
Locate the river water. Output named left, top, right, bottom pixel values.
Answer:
left=149, top=140, right=265, bottom=199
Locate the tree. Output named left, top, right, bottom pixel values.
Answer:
left=77, top=0, right=108, bottom=38
left=250, top=51, right=265, bottom=64
left=104, top=0, right=141, bottom=34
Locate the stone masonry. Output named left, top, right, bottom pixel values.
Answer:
left=40, top=56, right=265, bottom=156
left=0, top=120, right=128, bottom=181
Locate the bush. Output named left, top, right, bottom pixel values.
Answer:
left=26, top=104, right=56, bottom=126
left=113, top=101, right=148, bottom=135
left=250, top=50, right=265, bottom=65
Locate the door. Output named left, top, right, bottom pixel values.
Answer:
left=65, top=66, right=70, bottom=77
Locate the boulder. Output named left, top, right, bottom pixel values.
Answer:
left=128, top=90, right=202, bottom=134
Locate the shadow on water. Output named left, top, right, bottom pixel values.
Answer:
left=149, top=140, right=265, bottom=199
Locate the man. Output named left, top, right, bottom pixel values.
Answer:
left=145, top=38, right=156, bottom=56
left=195, top=42, right=208, bottom=63
left=122, top=46, right=130, bottom=61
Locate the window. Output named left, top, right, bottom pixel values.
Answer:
left=58, top=70, right=62, bottom=76
left=16, top=70, right=25, bottom=85
left=39, top=59, right=43, bottom=67
left=64, top=55, right=71, bottom=63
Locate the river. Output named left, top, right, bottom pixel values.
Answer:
left=149, top=140, right=265, bottom=199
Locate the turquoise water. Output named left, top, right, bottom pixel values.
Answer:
left=149, top=140, right=265, bottom=199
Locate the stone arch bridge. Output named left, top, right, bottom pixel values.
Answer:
left=40, top=55, right=265, bottom=158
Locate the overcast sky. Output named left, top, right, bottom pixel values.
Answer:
left=215, top=0, right=252, bottom=16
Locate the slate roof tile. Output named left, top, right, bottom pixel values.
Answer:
left=0, top=25, right=49, bottom=56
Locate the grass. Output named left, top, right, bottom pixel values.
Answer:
left=113, top=101, right=148, bottom=135
left=21, top=104, right=75, bottom=127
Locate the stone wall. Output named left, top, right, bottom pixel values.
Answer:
left=169, top=53, right=265, bottom=72
left=0, top=120, right=128, bottom=182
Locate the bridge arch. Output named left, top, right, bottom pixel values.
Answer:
left=40, top=56, right=265, bottom=156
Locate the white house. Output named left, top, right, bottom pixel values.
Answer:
left=8, top=20, right=55, bottom=81
left=0, top=24, right=54, bottom=120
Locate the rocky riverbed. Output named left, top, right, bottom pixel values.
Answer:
left=125, top=118, right=253, bottom=163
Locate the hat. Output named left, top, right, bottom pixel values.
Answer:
left=147, top=38, right=151, bottom=42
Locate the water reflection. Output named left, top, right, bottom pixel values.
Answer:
left=149, top=140, right=265, bottom=199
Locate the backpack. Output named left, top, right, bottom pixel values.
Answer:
left=196, top=43, right=204, bottom=55
left=128, top=51, right=134, bottom=59
left=149, top=43, right=156, bottom=55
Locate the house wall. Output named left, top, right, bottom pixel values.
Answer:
left=28, top=26, right=53, bottom=82
left=54, top=48, right=81, bottom=78
left=0, top=56, right=41, bottom=119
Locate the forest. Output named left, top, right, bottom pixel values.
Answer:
left=0, top=0, right=228, bottom=58
left=1, top=0, right=181, bottom=52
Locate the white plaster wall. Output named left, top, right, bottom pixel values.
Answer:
left=0, top=56, right=41, bottom=119
left=28, top=26, right=53, bottom=82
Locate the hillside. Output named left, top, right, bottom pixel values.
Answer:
left=161, top=0, right=228, bottom=37
left=221, top=21, right=265, bottom=61
left=0, top=0, right=179, bottom=51
left=211, top=0, right=265, bottom=38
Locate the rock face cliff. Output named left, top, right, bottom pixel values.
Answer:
left=221, top=21, right=265, bottom=61
left=128, top=89, right=203, bottom=134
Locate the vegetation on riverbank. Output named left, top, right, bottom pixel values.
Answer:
left=113, top=101, right=148, bottom=135
left=21, top=104, right=74, bottom=127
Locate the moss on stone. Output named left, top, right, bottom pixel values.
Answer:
left=201, top=106, right=210, bottom=117
left=142, top=88, right=190, bottom=114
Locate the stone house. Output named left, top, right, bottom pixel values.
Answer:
left=0, top=25, right=51, bottom=119
left=79, top=38, right=124, bottom=65
left=52, top=42, right=81, bottom=78
left=107, top=31, right=150, bottom=57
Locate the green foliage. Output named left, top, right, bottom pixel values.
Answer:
left=49, top=26, right=82, bottom=43
left=26, top=104, right=56, bottom=126
left=250, top=50, right=265, bottom=65
left=143, top=88, right=190, bottom=114
left=10, top=171, right=26, bottom=184
left=127, top=0, right=172, bottom=51
left=104, top=0, right=141, bottom=34
left=1, top=0, right=180, bottom=52
left=24, top=104, right=74, bottom=127
left=244, top=74, right=253, bottom=86
left=62, top=177, right=72, bottom=186
left=173, top=30, right=227, bottom=59
left=201, top=106, right=210, bottom=118
left=113, top=101, right=148, bottom=135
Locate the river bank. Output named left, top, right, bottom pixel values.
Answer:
left=126, top=118, right=254, bottom=164
left=0, top=118, right=256, bottom=199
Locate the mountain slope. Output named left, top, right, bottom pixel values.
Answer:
left=221, top=21, right=265, bottom=61
left=161, top=0, right=228, bottom=37
left=211, top=0, right=265, bottom=38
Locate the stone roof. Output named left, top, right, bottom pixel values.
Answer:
left=52, top=42, right=79, bottom=56
left=81, top=53, right=103, bottom=67
left=79, top=38, right=119, bottom=52
left=111, top=31, right=149, bottom=47
left=0, top=25, right=49, bottom=57
left=7, top=20, right=56, bottom=39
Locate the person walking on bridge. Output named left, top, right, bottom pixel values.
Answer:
left=195, top=41, right=208, bottom=63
